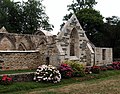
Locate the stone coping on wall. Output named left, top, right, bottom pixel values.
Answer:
left=0, top=72, right=34, bottom=76
left=69, top=56, right=79, bottom=60
left=0, top=50, right=39, bottom=53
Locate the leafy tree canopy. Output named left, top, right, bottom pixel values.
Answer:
left=103, top=16, right=120, bottom=58
left=67, top=0, right=97, bottom=12
left=0, top=0, right=53, bottom=34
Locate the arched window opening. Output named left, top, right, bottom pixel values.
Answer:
left=0, top=37, right=14, bottom=50
left=18, top=43, right=26, bottom=51
left=70, top=28, right=79, bottom=57
left=70, top=42, right=75, bottom=56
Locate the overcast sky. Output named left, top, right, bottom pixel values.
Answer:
left=16, top=0, right=120, bottom=35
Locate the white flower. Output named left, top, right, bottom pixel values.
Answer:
left=43, top=77, right=47, bottom=81
left=36, top=72, right=39, bottom=75
left=38, top=79, right=41, bottom=81
left=33, top=77, right=36, bottom=80
left=37, top=76, right=43, bottom=79
left=50, top=74, right=52, bottom=77
left=34, top=64, right=61, bottom=83
left=48, top=77, right=51, bottom=80
left=90, top=71, right=92, bottom=74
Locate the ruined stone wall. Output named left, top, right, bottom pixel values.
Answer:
left=45, top=36, right=60, bottom=67
left=0, top=31, right=60, bottom=70
left=0, top=32, right=47, bottom=51
left=95, top=47, right=113, bottom=66
left=0, top=51, right=45, bottom=70
left=56, top=14, right=90, bottom=65
left=86, top=47, right=94, bottom=66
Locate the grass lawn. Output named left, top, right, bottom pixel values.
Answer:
left=26, top=75, right=120, bottom=94
left=0, top=70, right=120, bottom=94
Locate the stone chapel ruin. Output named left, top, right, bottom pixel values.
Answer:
left=0, top=14, right=113, bottom=70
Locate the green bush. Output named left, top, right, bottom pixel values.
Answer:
left=64, top=61, right=85, bottom=77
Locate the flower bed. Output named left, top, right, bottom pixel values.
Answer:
left=1, top=70, right=120, bottom=94
left=0, top=61, right=119, bottom=84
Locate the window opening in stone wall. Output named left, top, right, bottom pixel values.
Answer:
left=70, top=28, right=79, bottom=56
left=0, top=37, right=14, bottom=50
left=70, top=42, right=75, bottom=56
left=46, top=57, right=50, bottom=65
left=102, top=49, right=106, bottom=60
left=70, top=30, right=75, bottom=56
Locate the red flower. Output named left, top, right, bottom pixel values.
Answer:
left=92, top=66, right=100, bottom=69
left=1, top=75, right=12, bottom=85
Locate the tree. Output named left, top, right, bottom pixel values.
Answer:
left=67, top=0, right=97, bottom=13
left=102, top=16, right=120, bottom=58
left=0, top=0, right=19, bottom=33
left=76, top=8, right=104, bottom=41
left=22, top=0, right=53, bottom=34
left=0, top=0, right=53, bottom=34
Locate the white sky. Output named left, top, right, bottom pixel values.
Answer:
left=16, top=0, right=120, bottom=35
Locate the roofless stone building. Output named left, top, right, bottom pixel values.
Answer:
left=0, top=14, right=112, bottom=70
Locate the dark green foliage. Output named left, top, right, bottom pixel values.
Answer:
left=97, top=16, right=120, bottom=58
left=0, top=0, right=20, bottom=33
left=67, top=0, right=97, bottom=12
left=0, top=0, right=53, bottom=34
left=64, top=61, right=85, bottom=77
left=21, top=0, right=53, bottom=34
left=76, top=8, right=104, bottom=41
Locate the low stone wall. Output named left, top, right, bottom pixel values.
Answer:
left=0, top=51, right=45, bottom=70
left=0, top=72, right=34, bottom=82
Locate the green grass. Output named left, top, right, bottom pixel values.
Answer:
left=0, top=70, right=120, bottom=94
left=0, top=69, right=35, bottom=75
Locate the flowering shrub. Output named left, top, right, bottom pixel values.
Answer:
left=34, top=65, right=61, bottom=83
left=85, top=67, right=92, bottom=74
left=64, top=61, right=85, bottom=77
left=91, top=66, right=100, bottom=74
left=107, top=66, right=114, bottom=70
left=58, top=63, right=73, bottom=78
left=0, top=75, right=12, bottom=85
left=112, top=62, right=120, bottom=70
left=100, top=66, right=107, bottom=71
